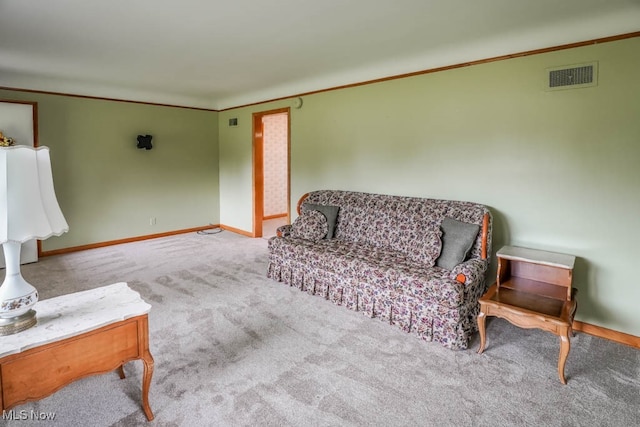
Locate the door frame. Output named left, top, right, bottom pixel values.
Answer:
left=252, top=107, right=291, bottom=237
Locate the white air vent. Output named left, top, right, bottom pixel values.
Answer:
left=546, top=62, right=598, bottom=91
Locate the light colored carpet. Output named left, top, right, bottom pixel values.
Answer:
left=4, top=231, right=638, bottom=426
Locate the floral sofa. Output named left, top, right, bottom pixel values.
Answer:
left=267, top=190, right=492, bottom=350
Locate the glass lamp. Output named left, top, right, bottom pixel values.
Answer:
left=0, top=145, right=69, bottom=335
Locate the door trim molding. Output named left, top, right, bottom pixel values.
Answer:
left=252, top=108, right=290, bottom=238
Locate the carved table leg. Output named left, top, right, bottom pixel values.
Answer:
left=117, top=365, right=126, bottom=379
left=477, top=311, right=487, bottom=354
left=141, top=350, right=155, bottom=421
left=558, top=331, right=571, bottom=385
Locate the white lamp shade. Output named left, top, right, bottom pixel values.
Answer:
left=0, top=146, right=69, bottom=243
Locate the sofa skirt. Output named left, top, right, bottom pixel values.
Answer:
left=267, top=257, right=479, bottom=350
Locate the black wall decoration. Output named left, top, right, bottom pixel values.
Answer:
left=136, top=134, right=153, bottom=150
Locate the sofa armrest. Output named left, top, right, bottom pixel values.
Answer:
left=276, top=224, right=293, bottom=237
left=450, top=258, right=488, bottom=285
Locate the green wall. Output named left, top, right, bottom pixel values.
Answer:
left=0, top=90, right=220, bottom=251
left=218, top=37, right=640, bottom=336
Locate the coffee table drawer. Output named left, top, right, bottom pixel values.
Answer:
left=1, top=320, right=139, bottom=409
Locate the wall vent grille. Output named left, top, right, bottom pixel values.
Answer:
left=547, top=62, right=598, bottom=90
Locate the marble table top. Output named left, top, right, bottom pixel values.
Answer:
left=0, top=282, right=151, bottom=358
left=497, top=245, right=575, bottom=269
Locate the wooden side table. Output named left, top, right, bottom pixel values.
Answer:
left=477, top=246, right=577, bottom=384
left=0, top=283, right=154, bottom=420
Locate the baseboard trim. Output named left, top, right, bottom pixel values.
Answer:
left=219, top=224, right=253, bottom=237
left=39, top=225, right=220, bottom=257
left=573, top=320, right=640, bottom=349
left=263, top=213, right=287, bottom=220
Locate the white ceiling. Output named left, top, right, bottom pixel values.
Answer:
left=1, top=0, right=639, bottom=110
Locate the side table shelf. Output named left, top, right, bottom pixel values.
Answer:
left=477, top=246, right=577, bottom=384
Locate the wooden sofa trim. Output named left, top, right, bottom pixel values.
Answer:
left=456, top=212, right=490, bottom=284
left=481, top=212, right=489, bottom=260
left=293, top=193, right=490, bottom=284
left=274, top=192, right=308, bottom=236
left=296, top=192, right=310, bottom=215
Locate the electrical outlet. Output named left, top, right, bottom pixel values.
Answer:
left=150, top=217, right=156, bottom=226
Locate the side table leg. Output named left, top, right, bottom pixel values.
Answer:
left=141, top=351, right=155, bottom=421
left=558, top=332, right=571, bottom=385
left=477, top=311, right=487, bottom=354
left=117, top=365, right=126, bottom=379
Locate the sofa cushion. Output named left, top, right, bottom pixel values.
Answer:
left=291, top=210, right=328, bottom=242
left=271, top=237, right=465, bottom=308
left=301, top=203, right=339, bottom=239
left=436, top=217, right=480, bottom=270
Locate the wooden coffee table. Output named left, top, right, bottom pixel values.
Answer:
left=0, top=283, right=154, bottom=420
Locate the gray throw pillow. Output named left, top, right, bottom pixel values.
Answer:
left=436, top=217, right=480, bottom=270
left=301, top=203, right=339, bottom=239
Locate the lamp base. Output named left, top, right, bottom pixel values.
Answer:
left=0, top=309, right=37, bottom=336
